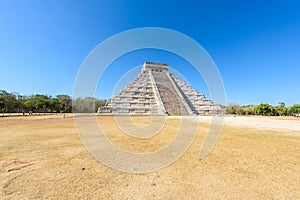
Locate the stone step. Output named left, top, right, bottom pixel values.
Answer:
left=151, top=71, right=189, bottom=115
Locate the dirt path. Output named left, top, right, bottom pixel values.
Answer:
left=171, top=116, right=300, bottom=133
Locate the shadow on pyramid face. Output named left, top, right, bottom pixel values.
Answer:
left=156, top=84, right=186, bottom=115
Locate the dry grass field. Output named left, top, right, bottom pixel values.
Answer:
left=0, top=115, right=299, bottom=199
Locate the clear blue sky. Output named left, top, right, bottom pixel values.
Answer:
left=0, top=0, right=299, bottom=106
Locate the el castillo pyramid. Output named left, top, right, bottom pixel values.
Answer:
left=98, top=62, right=222, bottom=115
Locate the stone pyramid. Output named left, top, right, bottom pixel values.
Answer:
left=98, top=62, right=222, bottom=115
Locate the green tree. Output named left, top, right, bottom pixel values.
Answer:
left=278, top=102, right=285, bottom=108
left=16, top=94, right=27, bottom=113
left=57, top=94, right=72, bottom=112
left=0, top=92, right=5, bottom=115
left=226, top=103, right=240, bottom=114
left=24, top=96, right=35, bottom=112
left=0, top=90, right=110, bottom=114
left=48, top=97, right=59, bottom=113
left=95, top=99, right=107, bottom=109
left=0, top=90, right=18, bottom=114
left=254, top=103, right=275, bottom=116
left=274, top=102, right=288, bottom=116
left=239, top=105, right=256, bottom=115
left=236, top=106, right=246, bottom=115
left=72, top=97, right=106, bottom=113
left=289, top=104, right=300, bottom=115
left=30, top=94, right=50, bottom=113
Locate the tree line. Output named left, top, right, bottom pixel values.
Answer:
left=0, top=90, right=106, bottom=114
left=226, top=102, right=300, bottom=116
left=1, top=89, right=299, bottom=116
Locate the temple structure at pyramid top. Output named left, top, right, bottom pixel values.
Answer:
left=141, top=62, right=168, bottom=72
left=98, top=62, right=223, bottom=115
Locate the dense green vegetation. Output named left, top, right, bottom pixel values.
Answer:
left=0, top=90, right=106, bottom=114
left=0, top=90, right=299, bottom=116
left=226, top=102, right=300, bottom=116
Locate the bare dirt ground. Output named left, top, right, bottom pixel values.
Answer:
left=0, top=115, right=299, bottom=199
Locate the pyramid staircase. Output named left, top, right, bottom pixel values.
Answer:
left=151, top=70, right=191, bottom=115
left=98, top=62, right=222, bottom=115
